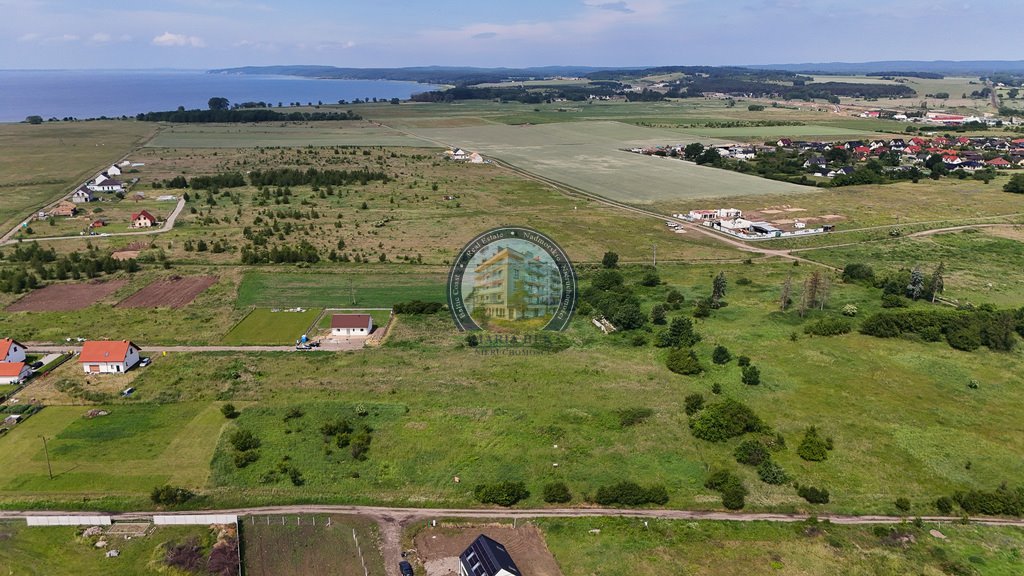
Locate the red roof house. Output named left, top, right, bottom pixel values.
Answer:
left=131, top=210, right=157, bottom=229
left=79, top=340, right=141, bottom=374
left=987, top=157, right=1012, bottom=168
left=330, top=314, right=373, bottom=337
left=0, top=362, right=31, bottom=385
left=0, top=338, right=27, bottom=363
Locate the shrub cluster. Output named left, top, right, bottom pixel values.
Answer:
left=151, top=485, right=195, bottom=506
left=704, top=470, right=747, bottom=510
left=734, top=439, right=770, bottom=466
left=543, top=482, right=573, bottom=504
left=803, top=316, right=853, bottom=336
left=593, top=481, right=669, bottom=506
left=683, top=393, right=705, bottom=416
left=860, top=308, right=1018, bottom=352
left=796, top=484, right=830, bottom=504
left=666, top=348, right=703, bottom=375
left=228, top=429, right=261, bottom=468
left=797, top=426, right=833, bottom=462
left=952, top=484, right=1024, bottom=516
left=475, top=481, right=530, bottom=506
left=616, top=407, right=654, bottom=428
left=689, top=399, right=766, bottom=442
left=393, top=300, right=444, bottom=314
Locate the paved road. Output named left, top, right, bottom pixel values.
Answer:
left=9, top=504, right=1024, bottom=576
left=0, top=198, right=186, bottom=247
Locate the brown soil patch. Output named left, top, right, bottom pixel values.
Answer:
left=414, top=523, right=562, bottom=576
left=820, top=214, right=845, bottom=220
left=116, top=275, right=218, bottom=309
left=5, top=280, right=127, bottom=312
left=983, top=225, right=1024, bottom=242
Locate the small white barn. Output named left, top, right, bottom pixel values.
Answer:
left=330, top=314, right=373, bottom=337
left=0, top=362, right=32, bottom=385
left=107, top=165, right=122, bottom=176
left=71, top=186, right=95, bottom=203
left=79, top=340, right=141, bottom=374
left=0, top=338, right=27, bottom=363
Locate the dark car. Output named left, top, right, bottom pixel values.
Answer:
left=29, top=361, right=44, bottom=369
left=398, top=561, right=414, bottom=576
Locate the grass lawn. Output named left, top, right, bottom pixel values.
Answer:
left=539, top=517, right=1024, bottom=576
left=222, top=308, right=323, bottom=345
left=242, top=514, right=385, bottom=576
left=237, top=271, right=446, bottom=309
left=0, top=402, right=226, bottom=503
left=0, top=523, right=217, bottom=576
left=144, top=121, right=434, bottom=148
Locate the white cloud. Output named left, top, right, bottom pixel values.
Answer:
left=152, top=31, right=206, bottom=47
left=90, top=32, right=111, bottom=43
left=17, top=33, right=40, bottom=42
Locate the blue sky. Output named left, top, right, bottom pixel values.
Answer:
left=1, top=0, right=1017, bottom=69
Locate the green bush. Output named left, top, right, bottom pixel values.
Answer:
left=804, top=316, right=853, bottom=336
left=797, top=484, right=830, bottom=504
left=640, top=269, right=660, bottom=287
left=895, top=497, right=911, bottom=512
left=952, top=485, right=1024, bottom=516
left=842, top=263, right=875, bottom=284
left=666, top=348, right=703, bottom=375
left=233, top=449, right=260, bottom=468
left=220, top=403, right=239, bottom=419
left=797, top=426, right=831, bottom=461
left=543, top=482, right=572, bottom=503
left=881, top=293, right=909, bottom=308
left=593, top=481, right=669, bottom=506
left=935, top=496, right=954, bottom=514
left=704, top=469, right=747, bottom=510
left=712, top=345, right=732, bottom=365
left=734, top=439, right=769, bottom=466
left=683, top=393, right=705, bottom=416
left=757, top=460, right=790, bottom=485
left=229, top=429, right=261, bottom=452
left=151, top=485, right=195, bottom=506
left=741, top=365, right=761, bottom=386
left=689, top=399, right=766, bottom=442
left=737, top=355, right=751, bottom=367
left=475, top=481, right=530, bottom=506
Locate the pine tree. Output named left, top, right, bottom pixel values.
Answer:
left=907, top=267, right=925, bottom=300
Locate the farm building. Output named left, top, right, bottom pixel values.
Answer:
left=459, top=534, right=521, bottom=576
left=71, top=186, right=95, bottom=203
left=0, top=362, right=31, bottom=385
left=0, top=339, right=27, bottom=363
left=88, top=179, right=124, bottom=193
left=131, top=210, right=157, bottom=228
left=79, top=340, right=141, bottom=374
left=331, top=314, right=373, bottom=337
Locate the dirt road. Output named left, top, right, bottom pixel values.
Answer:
left=9, top=504, right=1024, bottom=576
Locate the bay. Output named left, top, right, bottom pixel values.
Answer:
left=0, top=69, right=439, bottom=123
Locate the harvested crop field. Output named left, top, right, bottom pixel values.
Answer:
left=413, top=524, right=562, bottom=576
left=116, top=275, right=218, bottom=309
left=5, top=280, right=127, bottom=312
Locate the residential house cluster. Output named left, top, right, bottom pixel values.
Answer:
left=445, top=148, right=486, bottom=163
left=0, top=338, right=30, bottom=385
left=859, top=110, right=1011, bottom=127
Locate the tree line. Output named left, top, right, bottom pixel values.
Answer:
left=136, top=109, right=361, bottom=123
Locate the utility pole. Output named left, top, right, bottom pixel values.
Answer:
left=652, top=243, right=657, bottom=267
left=41, top=436, right=53, bottom=480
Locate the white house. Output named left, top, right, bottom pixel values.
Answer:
left=0, top=339, right=27, bottom=363
left=107, top=165, right=122, bottom=176
left=71, top=186, right=95, bottom=203
left=119, top=160, right=131, bottom=167
left=330, top=314, right=373, bottom=337
left=0, top=362, right=31, bottom=385
left=88, top=179, right=124, bottom=193
left=459, top=535, right=521, bottom=576
left=79, top=340, right=141, bottom=374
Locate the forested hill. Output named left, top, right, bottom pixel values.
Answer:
left=746, top=60, right=1024, bottom=76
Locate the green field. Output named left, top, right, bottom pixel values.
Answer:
left=0, top=121, right=155, bottom=233
left=145, top=121, right=434, bottom=148
left=0, top=403, right=225, bottom=502
left=237, top=271, right=446, bottom=309
left=0, top=523, right=218, bottom=576
left=539, top=517, right=1024, bottom=576
left=222, top=308, right=322, bottom=345
left=403, top=120, right=810, bottom=203
left=242, top=514, right=385, bottom=576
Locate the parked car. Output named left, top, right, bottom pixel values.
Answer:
left=29, top=361, right=43, bottom=369
left=121, top=387, right=135, bottom=397
left=398, top=561, right=414, bottom=576
left=139, top=357, right=151, bottom=367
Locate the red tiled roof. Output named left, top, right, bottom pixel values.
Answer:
left=0, top=338, right=23, bottom=360
left=79, top=340, right=138, bottom=363
left=331, top=314, right=372, bottom=329
left=0, top=362, right=27, bottom=377
left=132, top=210, right=156, bottom=222
left=987, top=158, right=1011, bottom=165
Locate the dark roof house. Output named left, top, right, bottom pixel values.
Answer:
left=459, top=534, right=521, bottom=576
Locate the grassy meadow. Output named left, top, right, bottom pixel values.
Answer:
left=0, top=523, right=218, bottom=576
left=0, top=121, right=155, bottom=233
left=222, top=307, right=322, bottom=345
left=538, top=517, right=1024, bottom=576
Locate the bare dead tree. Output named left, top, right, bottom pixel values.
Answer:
left=780, top=274, right=792, bottom=311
